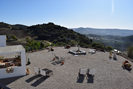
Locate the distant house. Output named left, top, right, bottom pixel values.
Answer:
left=0, top=35, right=6, bottom=47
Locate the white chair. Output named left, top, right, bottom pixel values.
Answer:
left=40, top=69, right=46, bottom=76
left=79, top=68, right=87, bottom=76
left=89, top=49, right=96, bottom=54
left=89, top=69, right=96, bottom=76
left=34, top=67, right=40, bottom=75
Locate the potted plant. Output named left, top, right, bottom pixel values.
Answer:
left=0, top=56, right=4, bottom=63
left=26, top=67, right=30, bottom=75
left=110, top=51, right=112, bottom=57
left=125, top=63, right=131, bottom=70
left=15, top=55, right=21, bottom=62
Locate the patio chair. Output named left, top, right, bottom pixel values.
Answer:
left=40, top=68, right=53, bottom=76
left=79, top=68, right=87, bottom=76
left=34, top=67, right=40, bottom=75
left=40, top=69, right=46, bottom=76
left=89, top=49, right=96, bottom=54
left=88, top=69, right=96, bottom=76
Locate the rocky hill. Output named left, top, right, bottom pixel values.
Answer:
left=0, top=22, right=92, bottom=46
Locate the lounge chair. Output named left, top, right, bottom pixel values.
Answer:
left=79, top=68, right=87, bottom=76
left=88, top=69, right=96, bottom=76
left=53, top=53, right=65, bottom=63
left=34, top=67, right=40, bottom=75
left=40, top=69, right=46, bottom=76
left=89, top=49, right=96, bottom=54
left=40, top=68, right=53, bottom=76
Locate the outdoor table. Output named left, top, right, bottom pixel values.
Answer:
left=42, top=68, right=53, bottom=76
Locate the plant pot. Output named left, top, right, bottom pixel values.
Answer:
left=26, top=69, right=30, bottom=75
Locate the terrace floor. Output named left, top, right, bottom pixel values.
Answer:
left=0, top=47, right=133, bottom=89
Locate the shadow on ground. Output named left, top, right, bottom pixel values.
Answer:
left=31, top=76, right=49, bottom=87
left=77, top=73, right=85, bottom=83
left=0, top=76, right=24, bottom=85
left=0, top=76, right=24, bottom=89
left=122, top=66, right=132, bottom=72
left=87, top=74, right=94, bottom=83
left=25, top=75, right=42, bottom=83
left=26, top=74, right=49, bottom=87
left=113, top=58, right=117, bottom=61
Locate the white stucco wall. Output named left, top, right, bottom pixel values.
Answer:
left=0, top=50, right=26, bottom=79
left=0, top=35, right=6, bottom=47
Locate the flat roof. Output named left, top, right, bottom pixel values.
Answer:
left=0, top=45, right=25, bottom=54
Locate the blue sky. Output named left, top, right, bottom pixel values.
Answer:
left=0, top=0, right=133, bottom=30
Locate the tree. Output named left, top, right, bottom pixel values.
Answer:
left=106, top=46, right=113, bottom=51
left=91, top=42, right=104, bottom=49
left=40, top=42, right=45, bottom=48
left=11, top=35, right=17, bottom=40
left=127, top=46, right=133, bottom=59
left=26, top=46, right=28, bottom=52
left=70, top=40, right=77, bottom=46
left=26, top=37, right=31, bottom=43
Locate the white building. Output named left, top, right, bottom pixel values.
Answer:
left=0, top=35, right=6, bottom=47
left=0, top=45, right=26, bottom=79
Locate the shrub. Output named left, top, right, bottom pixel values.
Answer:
left=106, top=46, right=113, bottom=51
left=40, top=42, right=45, bottom=48
left=31, top=46, right=34, bottom=50
left=127, top=46, right=133, bottom=59
left=35, top=45, right=38, bottom=50
left=70, top=40, right=77, bottom=46
left=26, top=37, right=31, bottom=43
left=11, top=35, right=17, bottom=40
left=46, top=43, right=50, bottom=47
left=26, top=46, right=28, bottom=52
left=54, top=43, right=59, bottom=46
left=91, top=42, right=104, bottom=49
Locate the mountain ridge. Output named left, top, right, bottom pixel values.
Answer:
left=72, top=27, right=133, bottom=36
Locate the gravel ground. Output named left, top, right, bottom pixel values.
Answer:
left=0, top=47, right=133, bottom=89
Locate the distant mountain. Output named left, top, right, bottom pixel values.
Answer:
left=72, top=27, right=133, bottom=36
left=0, top=22, right=28, bottom=38
left=26, top=22, right=92, bottom=45
left=0, top=22, right=92, bottom=45
left=14, top=24, right=28, bottom=29
left=0, top=22, right=28, bottom=30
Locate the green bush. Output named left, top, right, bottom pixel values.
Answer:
left=106, top=46, right=113, bottom=51
left=26, top=46, right=28, bottom=52
left=11, top=35, right=17, bottom=40
left=54, top=43, right=59, bottom=46
left=26, top=37, right=31, bottom=43
left=40, top=42, right=45, bottom=48
left=31, top=46, right=34, bottom=50
left=127, top=46, right=133, bottom=59
left=91, top=42, right=104, bottom=49
left=46, top=43, right=50, bottom=47
left=70, top=40, right=77, bottom=46
left=35, top=45, right=38, bottom=50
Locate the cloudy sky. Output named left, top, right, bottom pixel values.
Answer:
left=0, top=0, right=133, bottom=30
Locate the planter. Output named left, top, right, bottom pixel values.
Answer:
left=26, top=68, right=30, bottom=75
left=62, top=61, right=64, bottom=65
left=15, top=59, right=21, bottom=62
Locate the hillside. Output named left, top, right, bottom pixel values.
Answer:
left=0, top=22, right=28, bottom=38
left=73, top=27, right=133, bottom=36
left=85, top=34, right=133, bottom=51
left=26, top=22, right=92, bottom=45
left=0, top=22, right=92, bottom=46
